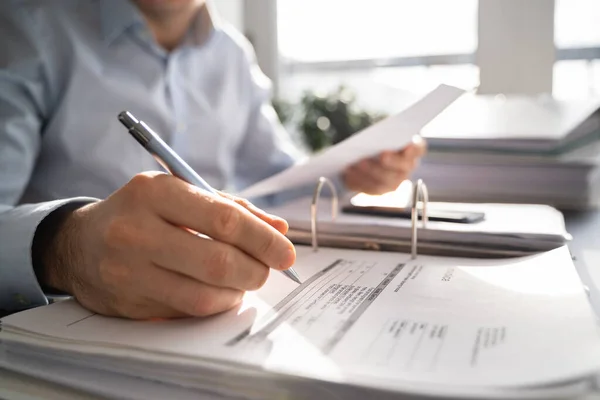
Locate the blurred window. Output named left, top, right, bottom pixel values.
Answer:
left=277, top=0, right=479, bottom=109
left=554, top=0, right=600, bottom=98
left=278, top=0, right=478, bottom=62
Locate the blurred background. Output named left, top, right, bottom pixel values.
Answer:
left=214, top=0, right=599, bottom=150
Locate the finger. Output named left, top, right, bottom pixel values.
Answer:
left=141, top=262, right=244, bottom=317
left=343, top=167, right=387, bottom=195
left=399, top=136, right=427, bottom=159
left=379, top=149, right=418, bottom=172
left=344, top=164, right=403, bottom=195
left=83, top=272, right=189, bottom=320
left=411, top=135, right=427, bottom=157
left=217, top=191, right=288, bottom=235
left=113, top=298, right=188, bottom=320
left=149, top=221, right=270, bottom=291
left=147, top=175, right=296, bottom=271
left=377, top=135, right=427, bottom=171
left=341, top=168, right=368, bottom=193
left=136, top=303, right=189, bottom=320
left=361, top=159, right=408, bottom=188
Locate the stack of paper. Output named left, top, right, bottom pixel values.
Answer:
left=416, top=95, right=600, bottom=209
left=1, top=246, right=600, bottom=399
left=266, top=193, right=571, bottom=257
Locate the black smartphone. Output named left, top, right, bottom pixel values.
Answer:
left=342, top=204, right=485, bottom=224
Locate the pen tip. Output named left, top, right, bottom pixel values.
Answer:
left=288, top=269, right=302, bottom=284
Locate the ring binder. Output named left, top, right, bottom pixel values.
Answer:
left=310, top=177, right=338, bottom=251
left=411, top=179, right=429, bottom=259
left=309, top=177, right=429, bottom=258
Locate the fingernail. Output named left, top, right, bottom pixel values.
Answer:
left=280, top=247, right=296, bottom=269
left=278, top=218, right=289, bottom=233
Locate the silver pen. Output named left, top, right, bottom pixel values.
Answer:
left=118, top=111, right=302, bottom=284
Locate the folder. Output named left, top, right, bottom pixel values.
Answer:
left=422, top=94, right=600, bottom=155
left=412, top=95, right=600, bottom=210
left=265, top=179, right=571, bottom=258
left=1, top=179, right=599, bottom=399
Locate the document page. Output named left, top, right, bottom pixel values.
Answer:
left=2, top=246, right=600, bottom=394
left=238, top=84, right=463, bottom=199
left=223, top=247, right=600, bottom=390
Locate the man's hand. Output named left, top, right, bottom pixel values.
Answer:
left=42, top=172, right=296, bottom=319
left=343, top=136, right=427, bottom=195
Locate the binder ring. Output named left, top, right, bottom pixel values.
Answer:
left=311, top=177, right=338, bottom=251
left=410, top=179, right=429, bottom=260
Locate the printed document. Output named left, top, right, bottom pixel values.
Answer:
left=2, top=246, right=600, bottom=397
left=238, top=84, right=464, bottom=198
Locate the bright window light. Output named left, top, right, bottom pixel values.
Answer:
left=555, top=0, right=600, bottom=48
left=277, top=0, right=478, bottom=62
left=553, top=0, right=600, bottom=98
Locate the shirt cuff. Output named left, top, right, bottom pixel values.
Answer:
left=0, top=198, right=97, bottom=314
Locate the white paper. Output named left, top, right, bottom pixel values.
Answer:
left=228, top=247, right=600, bottom=389
left=2, top=246, right=600, bottom=398
left=238, top=84, right=464, bottom=199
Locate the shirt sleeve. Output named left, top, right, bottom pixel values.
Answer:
left=0, top=200, right=96, bottom=313
left=0, top=5, right=94, bottom=314
left=232, top=38, right=348, bottom=207
left=232, top=40, right=304, bottom=190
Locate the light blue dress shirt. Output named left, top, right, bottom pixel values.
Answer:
left=0, top=0, right=310, bottom=314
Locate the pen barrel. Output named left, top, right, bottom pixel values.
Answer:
left=119, top=111, right=217, bottom=195
left=147, top=135, right=218, bottom=195
left=118, top=111, right=300, bottom=284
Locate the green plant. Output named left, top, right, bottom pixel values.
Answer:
left=273, top=86, right=386, bottom=153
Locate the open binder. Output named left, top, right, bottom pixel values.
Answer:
left=308, top=176, right=429, bottom=259
left=2, top=176, right=600, bottom=399
left=276, top=177, right=570, bottom=259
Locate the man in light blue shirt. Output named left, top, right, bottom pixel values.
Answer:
left=0, top=0, right=425, bottom=318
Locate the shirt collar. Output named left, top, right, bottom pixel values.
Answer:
left=100, top=0, right=221, bottom=47
left=188, top=1, right=221, bottom=47
left=100, top=1, right=145, bottom=45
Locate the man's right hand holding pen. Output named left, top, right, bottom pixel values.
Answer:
left=31, top=106, right=425, bottom=321
left=36, top=172, right=297, bottom=319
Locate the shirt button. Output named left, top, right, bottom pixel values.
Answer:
left=177, top=123, right=187, bottom=132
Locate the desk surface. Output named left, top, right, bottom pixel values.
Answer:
left=2, top=211, right=600, bottom=400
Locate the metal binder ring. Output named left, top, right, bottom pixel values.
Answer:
left=410, top=179, right=429, bottom=260
left=311, top=177, right=338, bottom=251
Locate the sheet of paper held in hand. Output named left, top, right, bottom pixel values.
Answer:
left=3, top=246, right=600, bottom=397
left=238, top=84, right=464, bottom=199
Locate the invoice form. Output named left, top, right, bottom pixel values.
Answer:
left=226, top=246, right=600, bottom=389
